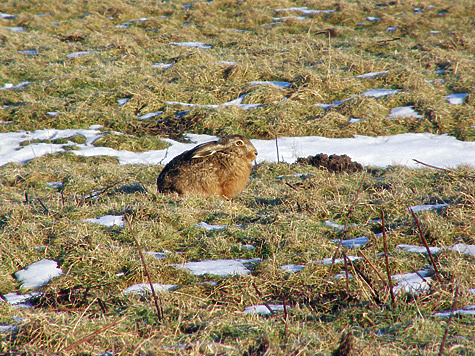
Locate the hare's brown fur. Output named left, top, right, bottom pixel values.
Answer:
left=157, top=135, right=257, bottom=199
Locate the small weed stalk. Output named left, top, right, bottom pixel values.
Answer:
left=62, top=317, right=126, bottom=353
left=274, top=128, right=280, bottom=163
left=126, top=215, right=164, bottom=322
left=325, top=173, right=366, bottom=290
left=381, top=211, right=396, bottom=307
left=438, top=278, right=461, bottom=356
left=409, top=208, right=443, bottom=283
left=252, top=281, right=275, bottom=316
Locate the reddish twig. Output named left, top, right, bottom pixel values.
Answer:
left=409, top=208, right=443, bottom=284
left=62, top=317, right=125, bottom=352
left=413, top=159, right=449, bottom=172
left=252, top=282, right=274, bottom=316
left=282, top=294, right=288, bottom=341
left=126, top=215, right=164, bottom=322
left=438, top=278, right=461, bottom=356
left=324, top=172, right=366, bottom=290
left=382, top=211, right=396, bottom=307
left=358, top=249, right=386, bottom=287
left=342, top=253, right=350, bottom=295
left=344, top=251, right=382, bottom=305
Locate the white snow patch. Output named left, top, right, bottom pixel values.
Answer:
left=243, top=304, right=286, bottom=315
left=220, top=61, right=238, bottom=66
left=117, top=98, right=130, bottom=106
left=332, top=236, right=369, bottom=248
left=1, top=82, right=31, bottom=91
left=0, top=325, right=18, bottom=333
left=116, top=17, right=150, bottom=28
left=84, top=215, right=125, bottom=228
left=274, top=7, right=336, bottom=15
left=396, top=244, right=443, bottom=254
left=123, top=283, right=177, bottom=295
left=138, top=111, right=164, bottom=120
left=356, top=71, right=389, bottom=79
left=324, top=220, right=346, bottom=231
left=318, top=256, right=361, bottom=265
left=19, top=49, right=39, bottom=55
left=434, top=305, right=475, bottom=318
left=362, top=89, right=399, bottom=98
left=408, top=204, right=448, bottom=213
left=3, top=292, right=42, bottom=307
left=170, top=259, right=258, bottom=277
left=169, top=42, right=211, bottom=49
left=366, top=17, right=380, bottom=21
left=7, top=26, right=25, bottom=32
left=14, top=259, right=63, bottom=290
left=0, top=12, right=16, bottom=19
left=450, top=243, right=475, bottom=257
left=277, top=173, right=315, bottom=179
left=66, top=51, right=99, bottom=58
left=279, top=264, right=305, bottom=273
left=152, top=62, right=175, bottom=69
left=1, top=130, right=475, bottom=169
left=166, top=94, right=261, bottom=110
left=386, top=27, right=398, bottom=32
left=272, top=16, right=306, bottom=21
left=392, top=268, right=431, bottom=295
left=387, top=106, right=423, bottom=119
left=349, top=118, right=363, bottom=124
left=145, top=251, right=168, bottom=259
left=46, top=181, right=64, bottom=189
left=333, top=271, right=353, bottom=280
left=248, top=81, right=291, bottom=89
left=194, top=222, right=229, bottom=230
left=445, top=93, right=468, bottom=105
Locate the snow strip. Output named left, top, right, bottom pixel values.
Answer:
left=392, top=268, right=431, bottom=295
left=450, top=243, right=475, bottom=257
left=194, top=222, right=229, bottom=230
left=387, top=106, right=423, bottom=119
left=123, top=283, right=177, bottom=295
left=434, top=305, right=475, bottom=318
left=356, top=71, right=388, bottom=79
left=1, top=130, right=475, bottom=168
left=396, top=244, right=443, bottom=254
left=408, top=204, right=448, bottom=213
left=84, top=215, right=125, bottom=228
left=14, top=259, right=63, bottom=290
left=170, top=259, right=260, bottom=277
left=3, top=292, right=42, bottom=307
left=332, top=236, right=369, bottom=248
left=243, top=304, right=286, bottom=315
left=318, top=256, right=361, bottom=265
left=279, top=264, right=305, bottom=273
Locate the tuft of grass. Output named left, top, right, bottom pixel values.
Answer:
left=93, top=132, right=169, bottom=152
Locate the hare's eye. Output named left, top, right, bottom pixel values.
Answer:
left=236, top=140, right=244, bottom=146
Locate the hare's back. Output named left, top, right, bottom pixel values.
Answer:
left=157, top=154, right=220, bottom=195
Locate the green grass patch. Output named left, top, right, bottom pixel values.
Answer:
left=93, top=132, right=169, bottom=152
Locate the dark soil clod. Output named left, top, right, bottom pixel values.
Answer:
left=296, top=154, right=363, bottom=173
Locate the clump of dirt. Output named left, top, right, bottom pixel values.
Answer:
left=296, top=153, right=363, bottom=173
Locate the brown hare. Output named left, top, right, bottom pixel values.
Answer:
left=157, top=135, right=257, bottom=199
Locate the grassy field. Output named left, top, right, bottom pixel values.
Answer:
left=1, top=0, right=475, bottom=354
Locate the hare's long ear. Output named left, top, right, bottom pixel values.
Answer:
left=189, top=141, right=227, bottom=159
